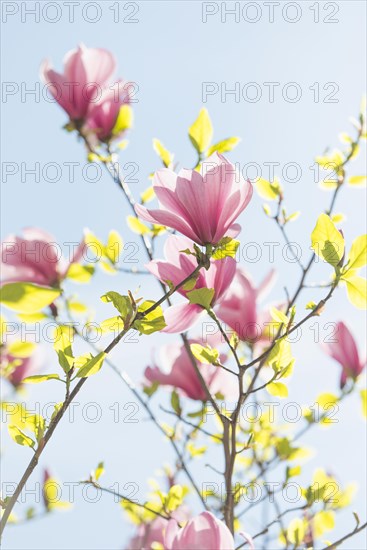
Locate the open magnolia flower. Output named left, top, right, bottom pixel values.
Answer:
left=144, top=339, right=238, bottom=401
left=216, top=266, right=276, bottom=344
left=147, top=235, right=236, bottom=333
left=164, top=512, right=235, bottom=550
left=127, top=507, right=190, bottom=550
left=41, top=44, right=116, bottom=123
left=322, top=321, right=366, bottom=388
left=1, top=228, right=85, bottom=288
left=135, top=153, right=253, bottom=246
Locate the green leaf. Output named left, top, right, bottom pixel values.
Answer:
left=187, top=288, right=215, bottom=310
left=22, top=374, right=61, bottom=384
left=311, top=213, right=345, bottom=267
left=153, top=138, right=174, bottom=167
left=112, top=104, right=133, bottom=135
left=8, top=425, right=35, bottom=448
left=170, top=390, right=182, bottom=415
left=76, top=352, right=106, bottom=378
left=189, top=108, right=213, bottom=154
left=207, top=137, right=240, bottom=156
left=255, top=178, right=282, bottom=200
left=133, top=301, right=166, bottom=335
left=66, top=264, right=94, bottom=283
left=0, top=283, right=61, bottom=313
left=101, top=291, right=133, bottom=321
left=267, top=382, right=288, bottom=398
left=190, top=343, right=219, bottom=365
left=346, top=234, right=367, bottom=270
left=212, top=237, right=240, bottom=260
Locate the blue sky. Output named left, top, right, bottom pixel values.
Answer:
left=1, top=1, right=366, bottom=549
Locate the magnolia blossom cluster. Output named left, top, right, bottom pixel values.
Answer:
left=41, top=44, right=131, bottom=142
left=1, top=43, right=366, bottom=550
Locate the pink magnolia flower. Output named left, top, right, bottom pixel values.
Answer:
left=1, top=227, right=86, bottom=288
left=135, top=153, right=253, bottom=246
left=164, top=511, right=235, bottom=550
left=216, top=267, right=276, bottom=343
left=40, top=44, right=116, bottom=122
left=144, top=339, right=238, bottom=401
left=0, top=345, right=37, bottom=388
left=127, top=508, right=189, bottom=550
left=85, top=84, right=131, bottom=143
left=147, top=235, right=236, bottom=333
left=322, top=321, right=365, bottom=388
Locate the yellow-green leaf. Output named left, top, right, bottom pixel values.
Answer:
left=106, top=230, right=123, bottom=264
left=267, top=382, right=288, bottom=398
left=140, top=186, right=155, bottom=204
left=344, top=275, right=367, bottom=309
left=22, top=374, right=61, bottom=384
left=189, top=108, right=213, bottom=154
left=348, top=175, right=366, bottom=187
left=94, top=461, right=104, bottom=481
left=153, top=138, right=174, bottom=167
left=361, top=389, right=367, bottom=418
left=53, top=325, right=74, bottom=373
left=112, top=104, right=133, bottom=135
left=0, top=283, right=61, bottom=314
left=285, top=518, right=306, bottom=546
left=254, top=178, right=281, bottom=200
left=17, top=312, right=47, bottom=322
left=101, top=291, right=133, bottom=320
left=207, top=137, right=240, bottom=156
left=66, top=263, right=94, bottom=283
left=8, top=425, right=35, bottom=448
left=165, top=485, right=183, bottom=512
left=346, top=234, right=367, bottom=270
left=270, top=307, right=289, bottom=325
left=313, top=510, right=335, bottom=538
left=190, top=343, right=219, bottom=365
left=311, top=213, right=345, bottom=267
left=331, top=213, right=345, bottom=224
left=212, top=237, right=239, bottom=260
left=133, top=301, right=166, bottom=335
left=7, top=341, right=36, bottom=358
left=76, top=351, right=106, bottom=378
left=127, top=216, right=150, bottom=235
left=99, top=316, right=125, bottom=334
